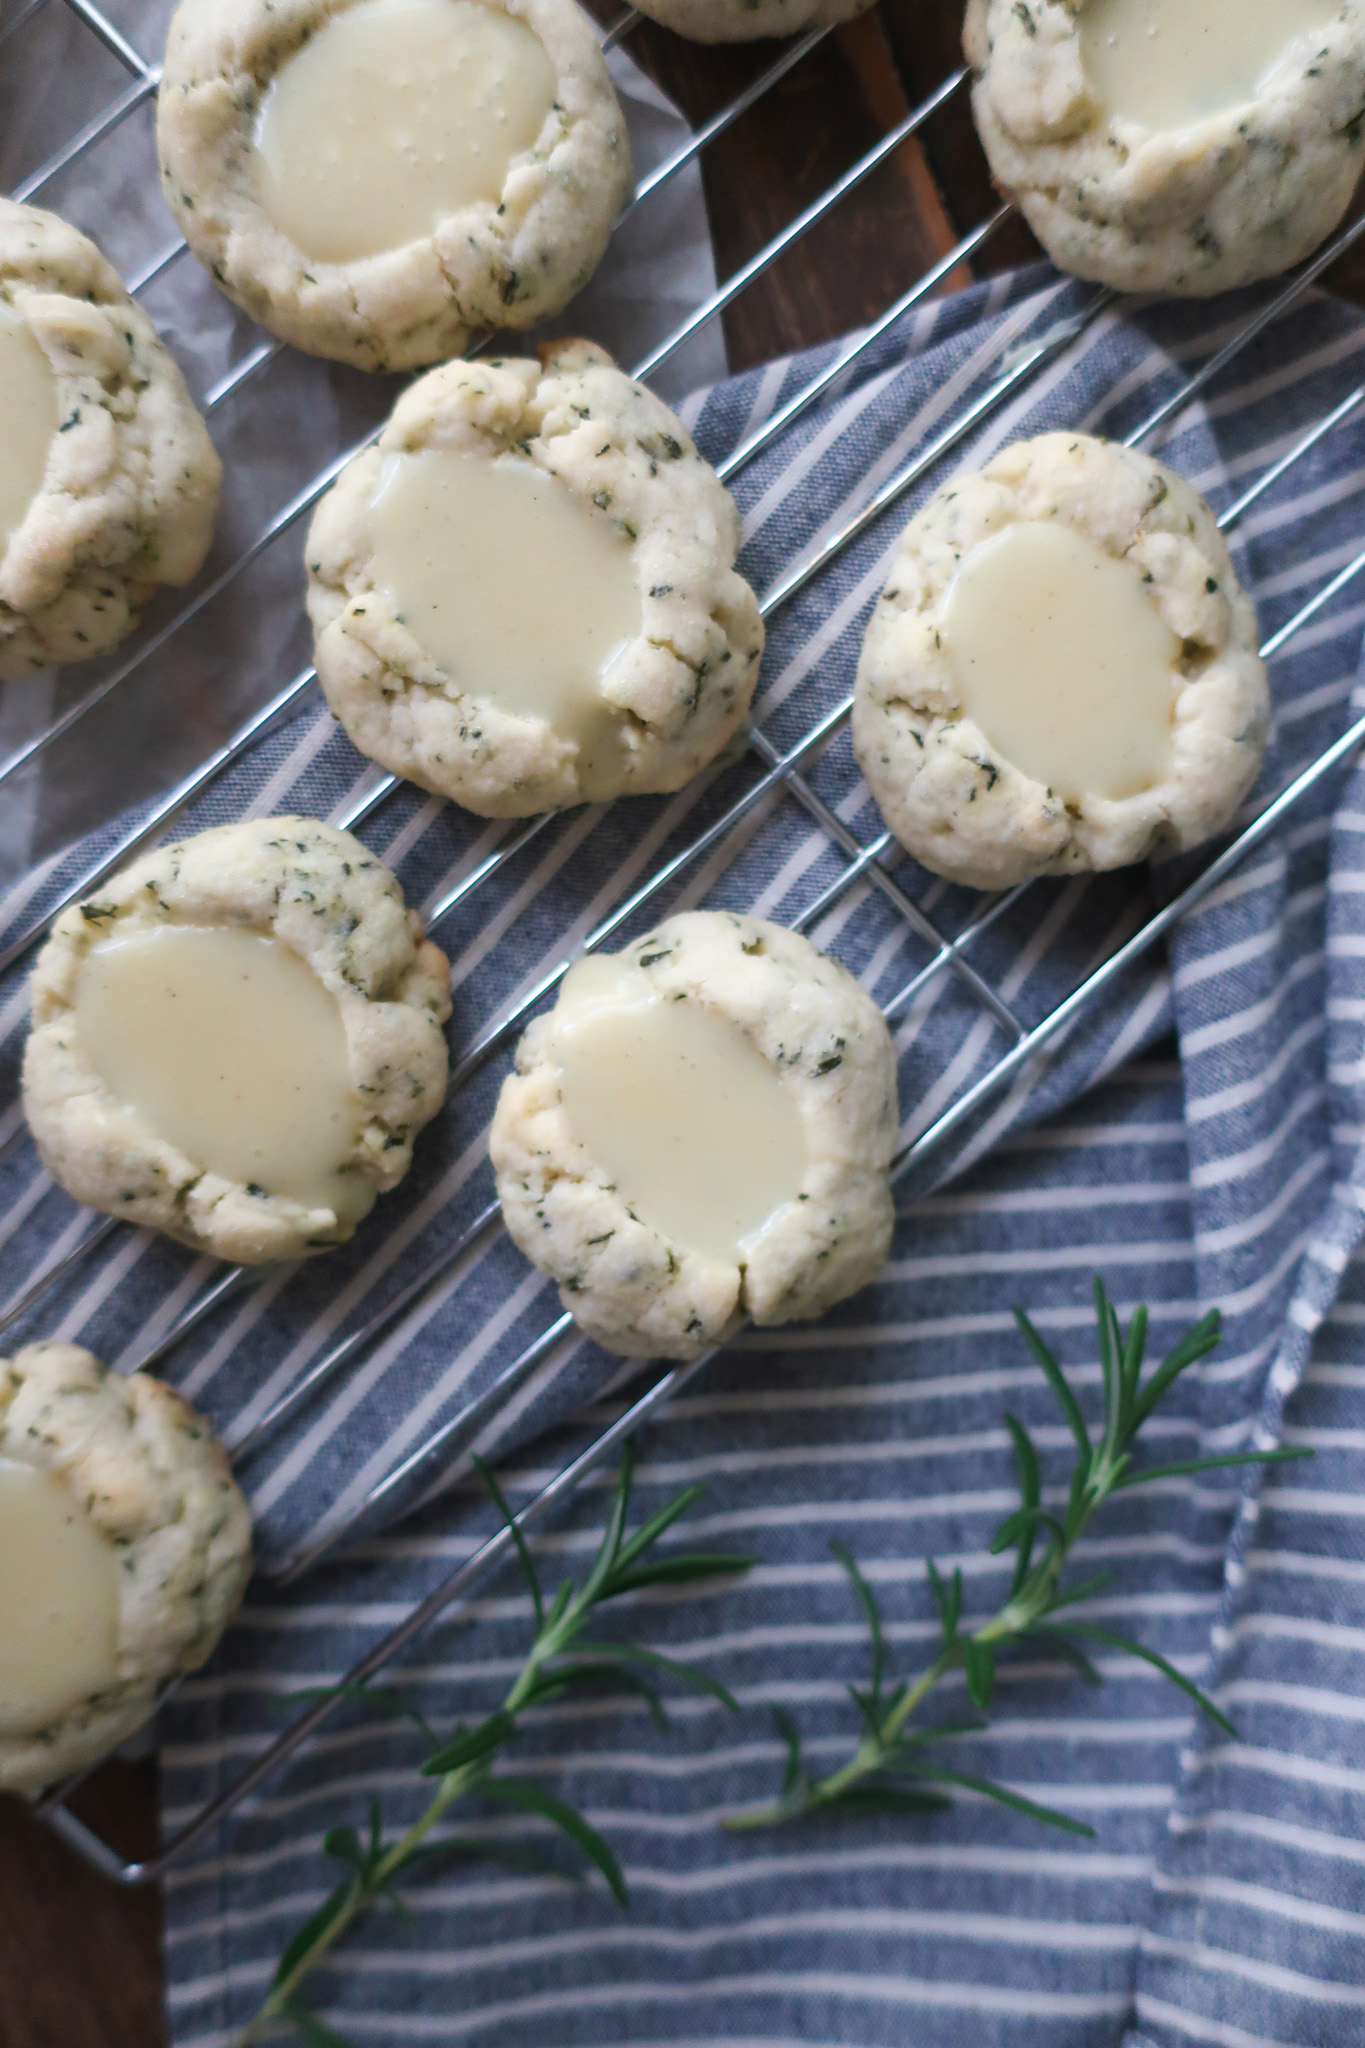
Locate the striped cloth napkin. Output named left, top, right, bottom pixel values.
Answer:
left=3, top=258, right=1365, bottom=2045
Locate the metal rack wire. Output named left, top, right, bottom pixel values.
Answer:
left=6, top=0, right=1365, bottom=1883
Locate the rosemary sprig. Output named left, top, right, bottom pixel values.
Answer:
left=237, top=1447, right=754, bottom=2048
left=726, top=1279, right=1312, bottom=1836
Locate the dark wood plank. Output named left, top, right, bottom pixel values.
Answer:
left=1317, top=205, right=1365, bottom=311
left=881, top=0, right=1044, bottom=277
left=622, top=10, right=968, bottom=368
left=0, top=1761, right=167, bottom=2048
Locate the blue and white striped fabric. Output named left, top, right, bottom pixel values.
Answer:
left=5, top=262, right=1365, bottom=2044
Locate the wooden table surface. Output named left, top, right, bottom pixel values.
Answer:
left=4, top=6, right=1364, bottom=2041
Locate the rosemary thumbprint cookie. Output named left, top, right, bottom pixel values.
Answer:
left=965, top=0, right=1365, bottom=295
left=0, top=1342, right=251, bottom=1794
left=852, top=432, right=1269, bottom=890
left=491, top=911, right=898, bottom=1359
left=156, top=0, right=631, bottom=370
left=23, top=817, right=451, bottom=1264
left=306, top=341, right=764, bottom=816
left=0, top=199, right=220, bottom=680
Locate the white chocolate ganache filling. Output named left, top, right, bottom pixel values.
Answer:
left=0, top=1457, right=120, bottom=1738
left=369, top=447, right=643, bottom=795
left=550, top=953, right=806, bottom=1265
left=74, top=923, right=368, bottom=1221
left=255, top=0, right=557, bottom=265
left=0, top=303, right=57, bottom=550
left=942, top=517, right=1180, bottom=805
left=1080, top=0, right=1339, bottom=134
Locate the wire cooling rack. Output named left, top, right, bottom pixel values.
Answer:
left=7, top=0, right=1365, bottom=1884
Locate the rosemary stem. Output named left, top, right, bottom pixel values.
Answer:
left=724, top=1650, right=959, bottom=1829
left=856, top=1648, right=957, bottom=1762
left=233, top=1758, right=480, bottom=2044
left=233, top=1616, right=563, bottom=2044
left=728, top=1462, right=1118, bottom=1829
left=235, top=1449, right=750, bottom=2047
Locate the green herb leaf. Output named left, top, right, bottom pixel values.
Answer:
left=1113, top=1446, right=1311, bottom=1490
left=989, top=1504, right=1067, bottom=1556
left=282, top=1684, right=436, bottom=1750
left=1013, top=1307, right=1091, bottom=1464
left=1039, top=1569, right=1112, bottom=1614
left=473, top=1456, right=543, bottom=1630
left=1052, top=1623, right=1237, bottom=1737
left=581, top=1443, right=634, bottom=1607
left=605, top=1552, right=757, bottom=1595
left=420, top=1709, right=517, bottom=1778
left=1005, top=1412, right=1041, bottom=1515
left=272, top=1877, right=357, bottom=1989
left=1021, top=1631, right=1103, bottom=1686
left=847, top=1684, right=883, bottom=1740
left=832, top=1537, right=885, bottom=1706
left=1120, top=1302, right=1148, bottom=1412
left=543, top=1578, right=575, bottom=1634
left=822, top=1782, right=954, bottom=1817
left=526, top=1660, right=669, bottom=1731
left=771, top=1704, right=807, bottom=1803
left=322, top=1826, right=364, bottom=1873
left=1127, top=1310, right=1221, bottom=1431
left=574, top=1639, right=741, bottom=1714
left=926, top=1557, right=954, bottom=1637
left=886, top=1717, right=987, bottom=1756
left=608, top=1482, right=710, bottom=1581
left=481, top=1778, right=629, bottom=1906
left=924, top=1770, right=1094, bottom=1838
left=377, top=1883, right=416, bottom=1928
left=1095, top=1277, right=1123, bottom=1457
left=962, top=1640, right=996, bottom=1710
left=892, top=1712, right=986, bottom=1744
